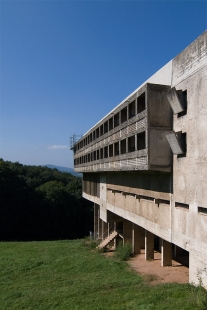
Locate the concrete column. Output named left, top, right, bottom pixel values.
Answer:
left=123, top=220, right=132, bottom=245
left=102, top=221, right=108, bottom=240
left=161, top=239, right=172, bottom=266
left=132, top=223, right=141, bottom=254
left=145, top=230, right=154, bottom=260
left=94, top=204, right=99, bottom=240
left=98, top=218, right=102, bottom=240
left=140, top=226, right=145, bottom=249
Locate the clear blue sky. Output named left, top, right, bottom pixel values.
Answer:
left=0, top=1, right=206, bottom=168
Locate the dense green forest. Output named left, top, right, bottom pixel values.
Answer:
left=0, top=159, right=93, bottom=241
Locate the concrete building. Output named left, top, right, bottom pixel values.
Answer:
left=71, top=31, right=207, bottom=287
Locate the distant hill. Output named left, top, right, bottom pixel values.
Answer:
left=45, top=165, right=82, bottom=178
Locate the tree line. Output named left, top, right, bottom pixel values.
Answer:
left=0, top=159, right=93, bottom=241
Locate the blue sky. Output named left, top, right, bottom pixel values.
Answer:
left=0, top=1, right=206, bottom=168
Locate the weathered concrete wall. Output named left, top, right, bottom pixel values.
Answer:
left=81, top=31, right=207, bottom=288
left=171, top=30, right=207, bottom=286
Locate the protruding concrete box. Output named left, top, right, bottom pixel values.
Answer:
left=74, top=83, right=172, bottom=173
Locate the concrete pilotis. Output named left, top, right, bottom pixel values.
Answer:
left=161, top=239, right=172, bottom=266
left=145, top=230, right=154, bottom=260
left=94, top=204, right=99, bottom=240
left=123, top=220, right=132, bottom=245
left=132, top=223, right=141, bottom=254
left=102, top=220, right=108, bottom=240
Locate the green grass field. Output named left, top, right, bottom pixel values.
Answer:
left=0, top=239, right=207, bottom=310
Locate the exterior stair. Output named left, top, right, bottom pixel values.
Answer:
left=98, top=230, right=119, bottom=249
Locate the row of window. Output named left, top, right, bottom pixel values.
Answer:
left=74, top=132, right=146, bottom=165
left=175, top=203, right=207, bottom=215
left=75, top=93, right=146, bottom=151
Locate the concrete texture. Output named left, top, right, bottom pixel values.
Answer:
left=74, top=31, right=207, bottom=287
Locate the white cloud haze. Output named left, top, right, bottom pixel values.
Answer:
left=48, top=145, right=69, bottom=150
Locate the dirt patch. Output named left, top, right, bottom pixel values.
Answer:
left=128, top=250, right=189, bottom=285
left=104, top=249, right=189, bottom=285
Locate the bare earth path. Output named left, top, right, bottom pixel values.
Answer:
left=128, top=249, right=189, bottom=285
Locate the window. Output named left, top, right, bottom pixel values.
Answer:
left=109, top=144, right=113, bottom=157
left=121, top=139, right=126, bottom=154
left=178, top=90, right=187, bottom=117
left=114, top=142, right=119, bottom=156
left=166, top=131, right=186, bottom=157
left=175, top=202, right=189, bottom=210
left=100, top=125, right=103, bottom=136
left=104, top=146, right=108, bottom=158
left=128, top=135, right=135, bottom=152
left=87, top=154, right=90, bottom=162
left=96, top=128, right=99, bottom=138
left=97, top=150, right=99, bottom=160
left=93, top=151, right=96, bottom=161
left=114, top=112, right=119, bottom=127
left=121, top=107, right=127, bottom=123
left=104, top=121, right=108, bottom=134
left=198, top=207, right=207, bottom=215
left=129, top=100, right=135, bottom=118
left=100, top=148, right=103, bottom=159
left=137, top=92, right=145, bottom=113
left=109, top=117, right=113, bottom=130
left=137, top=132, right=145, bottom=150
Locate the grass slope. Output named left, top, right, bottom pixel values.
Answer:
left=0, top=240, right=206, bottom=310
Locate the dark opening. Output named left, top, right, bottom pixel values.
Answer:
left=175, top=202, right=189, bottom=210
left=109, top=117, right=113, bottom=130
left=109, top=144, right=113, bottom=157
left=121, top=107, right=127, bottom=123
left=137, top=92, right=146, bottom=113
left=114, top=142, right=119, bottom=156
left=100, top=125, right=104, bottom=136
left=87, top=153, right=90, bottom=162
left=121, top=139, right=126, bottom=154
left=114, top=112, right=119, bottom=127
left=104, top=146, right=108, bottom=158
left=129, top=100, right=135, bottom=118
left=100, top=148, right=103, bottom=159
left=93, top=151, right=96, bottom=161
left=96, top=128, right=99, bottom=138
left=97, top=150, right=99, bottom=160
left=137, top=131, right=145, bottom=150
left=128, top=135, right=135, bottom=152
left=177, top=133, right=187, bottom=158
left=93, top=131, right=95, bottom=140
left=104, top=121, right=108, bottom=134
left=178, top=90, right=187, bottom=117
left=198, top=207, right=207, bottom=215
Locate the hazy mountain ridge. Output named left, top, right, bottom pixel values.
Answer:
left=45, top=164, right=82, bottom=177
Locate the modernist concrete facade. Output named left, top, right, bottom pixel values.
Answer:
left=72, top=31, right=207, bottom=287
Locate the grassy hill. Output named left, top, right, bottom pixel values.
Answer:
left=0, top=240, right=206, bottom=310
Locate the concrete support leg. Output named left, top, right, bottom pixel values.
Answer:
left=145, top=230, right=154, bottom=260
left=94, top=204, right=99, bottom=240
left=123, top=220, right=132, bottom=245
left=161, top=239, right=172, bottom=266
left=132, top=224, right=141, bottom=254
left=140, top=227, right=145, bottom=249
left=98, top=218, right=102, bottom=240
left=102, top=221, right=108, bottom=240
